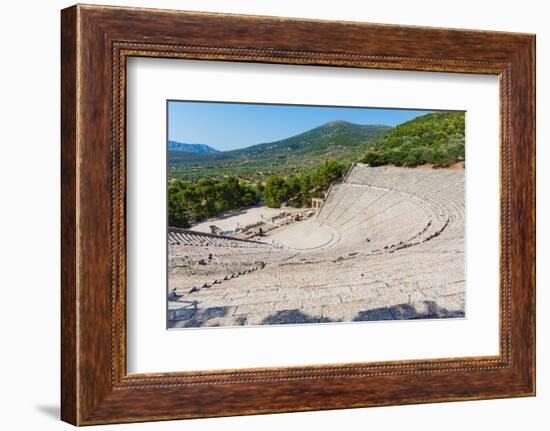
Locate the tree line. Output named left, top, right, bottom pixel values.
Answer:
left=361, top=112, right=465, bottom=168
left=168, top=177, right=260, bottom=228
left=168, top=160, right=346, bottom=228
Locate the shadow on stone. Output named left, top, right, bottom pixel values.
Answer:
left=168, top=290, right=183, bottom=301
left=353, top=300, right=464, bottom=322
left=168, top=302, right=234, bottom=328
left=261, top=309, right=334, bottom=325
left=180, top=306, right=232, bottom=328
left=168, top=300, right=200, bottom=321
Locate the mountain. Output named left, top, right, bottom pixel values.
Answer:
left=227, top=120, right=391, bottom=159
left=168, top=121, right=391, bottom=181
left=361, top=112, right=465, bottom=167
left=168, top=140, right=219, bottom=154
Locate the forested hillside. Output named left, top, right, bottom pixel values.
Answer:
left=361, top=112, right=465, bottom=167
left=168, top=121, right=390, bottom=181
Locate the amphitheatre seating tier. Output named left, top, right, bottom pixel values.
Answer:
left=168, top=228, right=272, bottom=248
left=168, top=164, right=465, bottom=328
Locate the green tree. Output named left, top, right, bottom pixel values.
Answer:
left=263, top=175, right=290, bottom=208
left=167, top=177, right=260, bottom=226
left=168, top=188, right=190, bottom=228
left=362, top=149, right=386, bottom=166
left=196, top=178, right=217, bottom=216
left=299, top=173, right=312, bottom=207
left=286, top=175, right=302, bottom=206
left=361, top=112, right=465, bottom=168
left=215, top=177, right=241, bottom=212
left=432, top=148, right=453, bottom=167
left=312, top=160, right=346, bottom=188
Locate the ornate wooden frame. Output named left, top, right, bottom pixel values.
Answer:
left=61, top=4, right=536, bottom=425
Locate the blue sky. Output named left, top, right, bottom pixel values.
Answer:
left=168, top=101, right=431, bottom=151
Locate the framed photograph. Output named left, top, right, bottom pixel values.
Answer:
left=61, top=4, right=535, bottom=425
left=164, top=101, right=466, bottom=330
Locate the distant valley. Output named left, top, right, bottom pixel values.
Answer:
left=168, top=121, right=391, bottom=181
left=167, top=112, right=465, bottom=182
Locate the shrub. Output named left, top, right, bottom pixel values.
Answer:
left=361, top=112, right=465, bottom=168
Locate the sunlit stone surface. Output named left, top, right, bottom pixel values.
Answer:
left=168, top=164, right=465, bottom=328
